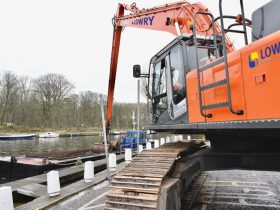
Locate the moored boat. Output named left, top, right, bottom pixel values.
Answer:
left=120, top=130, right=146, bottom=149
left=38, top=132, right=59, bottom=138
left=0, top=134, right=36, bottom=140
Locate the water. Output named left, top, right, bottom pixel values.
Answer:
left=0, top=136, right=108, bottom=156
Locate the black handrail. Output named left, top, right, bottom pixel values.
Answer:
left=219, top=0, right=244, bottom=116
left=193, top=11, right=218, bottom=118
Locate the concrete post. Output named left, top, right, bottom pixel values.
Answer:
left=177, top=135, right=183, bottom=141
left=47, top=170, right=60, bottom=197
left=160, top=138, right=165, bottom=145
left=84, top=161, right=94, bottom=182
left=125, top=148, right=132, bottom=164
left=166, top=136, right=170, bottom=143
left=138, top=145, right=143, bottom=153
left=0, top=186, right=14, bottom=210
left=109, top=153, right=117, bottom=171
left=171, top=135, right=175, bottom=142
left=154, top=140, right=159, bottom=148
left=146, top=142, right=152, bottom=150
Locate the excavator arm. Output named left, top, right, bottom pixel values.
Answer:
left=105, top=1, right=234, bottom=131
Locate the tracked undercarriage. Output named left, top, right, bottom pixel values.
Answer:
left=104, top=138, right=280, bottom=210
left=105, top=141, right=204, bottom=210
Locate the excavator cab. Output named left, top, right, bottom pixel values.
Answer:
left=147, top=35, right=220, bottom=126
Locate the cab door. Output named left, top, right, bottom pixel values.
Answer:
left=166, top=44, right=187, bottom=120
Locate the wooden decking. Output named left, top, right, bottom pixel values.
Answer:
left=105, top=142, right=202, bottom=210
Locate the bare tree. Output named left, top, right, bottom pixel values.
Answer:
left=15, top=76, right=31, bottom=125
left=0, top=71, right=19, bottom=124
left=33, top=73, right=74, bottom=127
left=140, top=78, right=152, bottom=100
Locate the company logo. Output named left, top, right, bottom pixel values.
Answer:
left=249, top=52, right=259, bottom=69
left=249, top=42, right=280, bottom=69
left=132, top=16, right=154, bottom=25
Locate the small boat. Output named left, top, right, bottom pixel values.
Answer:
left=39, top=132, right=59, bottom=138
left=120, top=130, right=146, bottom=150
left=0, top=134, right=36, bottom=140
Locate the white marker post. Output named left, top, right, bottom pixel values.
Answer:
left=84, top=161, right=94, bottom=182
left=171, top=135, right=175, bottom=142
left=47, top=170, right=60, bottom=197
left=109, top=153, right=117, bottom=171
left=160, top=138, right=165, bottom=146
left=138, top=145, right=143, bottom=153
left=154, top=139, right=159, bottom=148
left=146, top=142, right=152, bottom=150
left=125, top=148, right=132, bottom=164
left=177, top=135, right=183, bottom=141
left=0, top=186, right=14, bottom=210
left=166, top=136, right=170, bottom=143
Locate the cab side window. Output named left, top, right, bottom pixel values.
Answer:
left=152, top=59, right=167, bottom=119
left=170, top=45, right=185, bottom=105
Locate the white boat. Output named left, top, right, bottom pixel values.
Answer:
left=39, top=132, right=59, bottom=138
left=0, top=134, right=36, bottom=140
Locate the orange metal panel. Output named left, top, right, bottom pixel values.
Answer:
left=241, top=30, right=280, bottom=120
left=187, top=51, right=247, bottom=123
left=186, top=70, right=205, bottom=123
left=204, top=51, right=247, bottom=122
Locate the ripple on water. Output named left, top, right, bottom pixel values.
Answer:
left=0, top=135, right=113, bottom=156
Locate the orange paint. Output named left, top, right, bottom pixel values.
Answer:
left=187, top=29, right=280, bottom=123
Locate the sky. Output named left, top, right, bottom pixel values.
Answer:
left=0, top=0, right=271, bottom=103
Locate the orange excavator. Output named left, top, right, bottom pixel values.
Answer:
left=105, top=0, right=280, bottom=209
left=106, top=0, right=280, bottom=151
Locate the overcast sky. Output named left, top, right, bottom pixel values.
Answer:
left=0, top=0, right=271, bottom=102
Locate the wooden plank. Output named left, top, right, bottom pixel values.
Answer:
left=123, top=165, right=170, bottom=170
left=106, top=200, right=157, bottom=209
left=116, top=172, right=164, bottom=178
left=104, top=208, right=127, bottom=210
left=111, top=180, right=161, bottom=187
left=107, top=193, right=158, bottom=201
left=113, top=176, right=162, bottom=182
left=125, top=166, right=171, bottom=170
left=120, top=169, right=168, bottom=175
left=108, top=186, right=159, bottom=194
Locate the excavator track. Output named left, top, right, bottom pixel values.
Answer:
left=105, top=141, right=203, bottom=210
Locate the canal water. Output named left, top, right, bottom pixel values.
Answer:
left=0, top=135, right=120, bottom=156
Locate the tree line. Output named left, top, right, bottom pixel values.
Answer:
left=0, top=71, right=149, bottom=130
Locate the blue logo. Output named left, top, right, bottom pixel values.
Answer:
left=249, top=41, right=280, bottom=69
left=132, top=16, right=154, bottom=25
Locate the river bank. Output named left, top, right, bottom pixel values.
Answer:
left=0, top=125, right=101, bottom=137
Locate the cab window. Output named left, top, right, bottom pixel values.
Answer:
left=186, top=46, right=216, bottom=71
left=152, top=59, right=167, bottom=118
left=170, top=45, right=185, bottom=105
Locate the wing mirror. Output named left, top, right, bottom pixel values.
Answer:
left=133, top=65, right=141, bottom=78
left=133, top=64, right=149, bottom=78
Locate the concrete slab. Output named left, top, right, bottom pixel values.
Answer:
left=17, top=183, right=47, bottom=198
left=0, top=154, right=124, bottom=193
left=15, top=162, right=125, bottom=210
